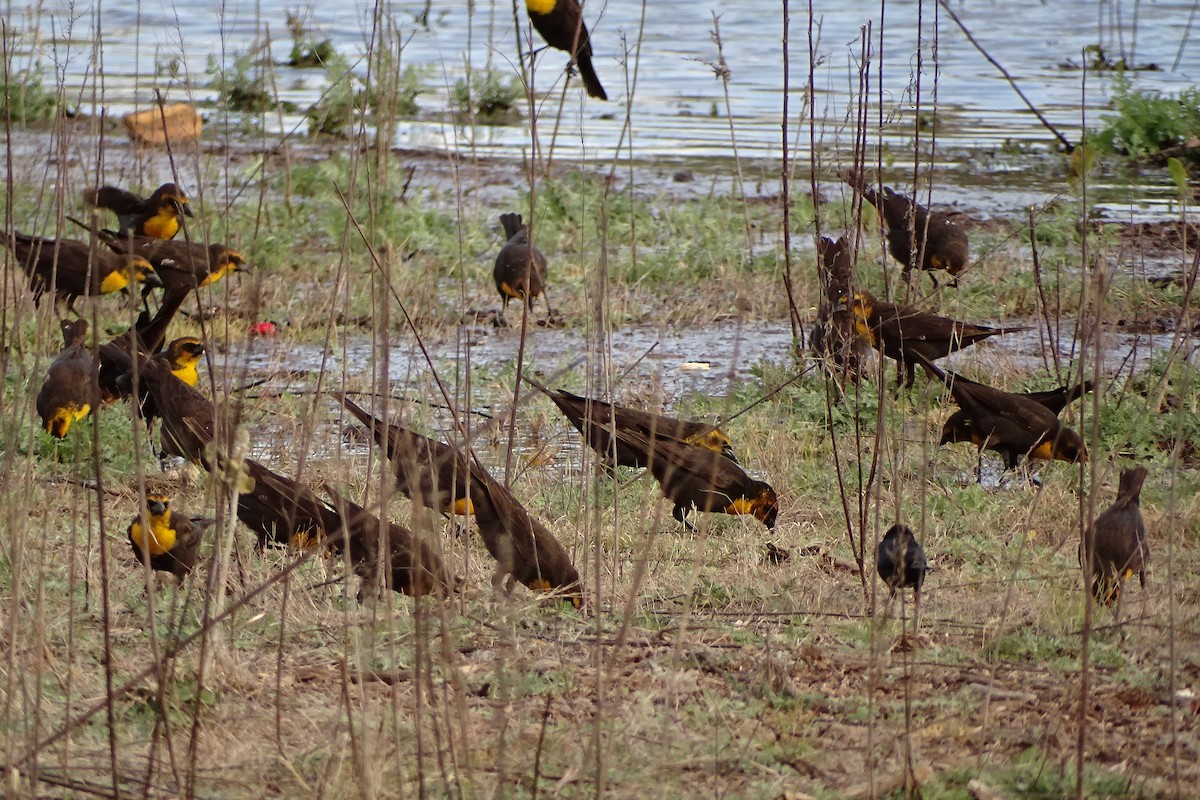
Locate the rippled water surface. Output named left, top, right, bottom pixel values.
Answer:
left=10, top=1, right=1198, bottom=183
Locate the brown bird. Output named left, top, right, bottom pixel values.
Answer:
left=1080, top=467, right=1150, bottom=606
left=940, top=375, right=1094, bottom=448
left=525, top=0, right=607, bottom=100
left=238, top=458, right=345, bottom=552
left=875, top=523, right=931, bottom=626
left=922, top=358, right=1088, bottom=472
left=525, top=375, right=736, bottom=470
left=493, top=212, right=548, bottom=321
left=128, top=492, right=211, bottom=581
left=618, top=428, right=778, bottom=530
left=135, top=353, right=215, bottom=464
left=471, top=472, right=584, bottom=607
left=2, top=231, right=161, bottom=313
left=36, top=319, right=98, bottom=438
left=338, top=395, right=489, bottom=518
left=324, top=485, right=453, bottom=599
left=844, top=290, right=1029, bottom=388
left=339, top=395, right=583, bottom=605
left=129, top=337, right=206, bottom=432
left=84, top=182, right=193, bottom=240
left=844, top=170, right=969, bottom=287
left=97, top=284, right=193, bottom=402
left=809, top=235, right=869, bottom=382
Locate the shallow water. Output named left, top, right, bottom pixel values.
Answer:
left=9, top=0, right=1199, bottom=218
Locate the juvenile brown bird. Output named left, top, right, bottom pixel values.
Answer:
left=1080, top=467, right=1150, bottom=606
left=36, top=319, right=98, bottom=438
left=922, top=358, right=1088, bottom=472
left=238, top=458, right=344, bottom=552
left=844, top=170, right=969, bottom=287
left=844, top=290, right=1028, bottom=388
left=127, top=492, right=211, bottom=581
left=809, top=235, right=869, bottom=382
left=525, top=376, right=736, bottom=470
left=83, top=182, right=193, bottom=240
left=875, top=523, right=930, bottom=625
left=339, top=395, right=489, bottom=518
left=324, top=485, right=453, bottom=599
left=618, top=428, right=778, bottom=530
left=526, top=0, right=607, bottom=100
left=493, top=212, right=548, bottom=321
left=471, top=471, right=584, bottom=607
left=3, top=231, right=161, bottom=313
left=339, top=395, right=583, bottom=606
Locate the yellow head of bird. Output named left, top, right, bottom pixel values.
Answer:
left=44, top=404, right=90, bottom=438
left=146, top=493, right=171, bottom=518
left=127, top=257, right=161, bottom=286
left=166, top=337, right=205, bottom=385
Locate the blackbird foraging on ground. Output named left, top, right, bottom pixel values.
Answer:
left=843, top=290, right=1028, bottom=388
left=128, top=492, right=212, bottom=582
left=3, top=231, right=161, bottom=313
left=1080, top=467, right=1150, bottom=606
left=809, top=235, right=869, bottom=382
left=524, top=375, right=736, bottom=470
left=36, top=319, right=98, bottom=439
left=493, top=212, right=548, bottom=322
left=875, top=523, right=930, bottom=625
left=844, top=170, right=969, bottom=288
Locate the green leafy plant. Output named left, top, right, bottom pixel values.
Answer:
left=0, top=63, right=58, bottom=124
left=452, top=67, right=522, bottom=123
left=285, top=8, right=334, bottom=67
left=1089, top=76, right=1200, bottom=164
left=207, top=49, right=276, bottom=114
left=306, top=53, right=364, bottom=137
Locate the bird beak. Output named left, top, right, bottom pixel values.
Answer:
left=182, top=202, right=194, bottom=217
left=142, top=270, right=164, bottom=288
left=722, top=444, right=739, bottom=464
left=147, top=498, right=167, bottom=516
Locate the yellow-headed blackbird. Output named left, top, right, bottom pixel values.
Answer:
left=129, top=337, right=206, bottom=432
left=3, top=231, right=161, bottom=313
left=940, top=376, right=1094, bottom=448
left=844, top=290, right=1028, bottom=388
left=809, top=235, right=869, bottom=382
left=525, top=375, right=736, bottom=469
left=98, top=284, right=193, bottom=402
left=128, top=492, right=211, bottom=581
left=83, top=183, right=193, bottom=240
left=526, top=0, right=607, bottom=100
left=875, top=523, right=930, bottom=625
left=238, top=458, right=344, bottom=552
left=89, top=228, right=247, bottom=296
left=339, top=395, right=488, bottom=517
left=618, top=428, right=778, bottom=530
left=324, top=485, right=453, bottom=599
left=844, top=170, right=969, bottom=287
left=36, top=319, right=98, bottom=438
left=471, top=472, right=584, bottom=607
left=1080, top=467, right=1150, bottom=606
left=494, top=212, right=548, bottom=319
left=339, top=395, right=583, bottom=605
left=922, top=358, right=1088, bottom=471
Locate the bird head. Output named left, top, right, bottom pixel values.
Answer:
left=752, top=484, right=779, bottom=529
left=127, top=257, right=162, bottom=287
left=153, top=184, right=193, bottom=217
left=146, top=493, right=171, bottom=518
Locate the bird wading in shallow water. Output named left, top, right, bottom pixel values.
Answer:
left=525, top=0, right=607, bottom=100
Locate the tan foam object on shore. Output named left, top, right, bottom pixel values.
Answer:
left=122, top=103, right=202, bottom=145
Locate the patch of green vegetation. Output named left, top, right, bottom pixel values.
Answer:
left=285, top=9, right=335, bottom=68
left=1089, top=76, right=1200, bottom=165
left=0, top=61, right=58, bottom=124
left=208, top=49, right=277, bottom=115
left=452, top=67, right=522, bottom=123
left=306, top=52, right=364, bottom=137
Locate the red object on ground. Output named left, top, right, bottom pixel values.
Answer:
left=252, top=321, right=277, bottom=336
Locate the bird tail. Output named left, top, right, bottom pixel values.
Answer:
left=576, top=51, right=607, bottom=100
left=1115, top=466, right=1148, bottom=508
left=499, top=212, right=525, bottom=241
left=843, top=170, right=880, bottom=209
